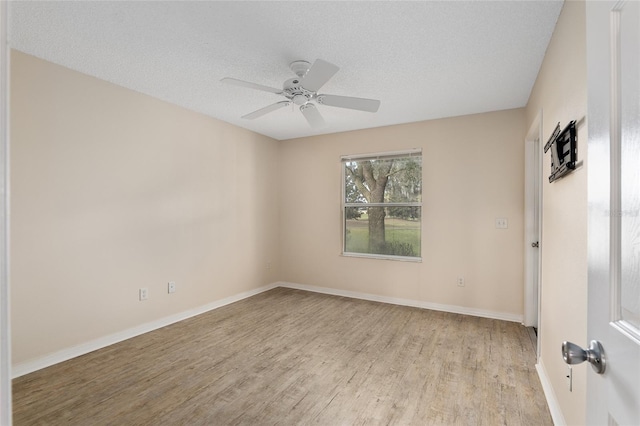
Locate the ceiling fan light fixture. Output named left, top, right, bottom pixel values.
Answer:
left=292, top=94, right=308, bottom=105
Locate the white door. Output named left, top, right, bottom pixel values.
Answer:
left=524, top=116, right=542, bottom=334
left=585, top=1, right=640, bottom=425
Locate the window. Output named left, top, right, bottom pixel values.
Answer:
left=342, top=150, right=422, bottom=260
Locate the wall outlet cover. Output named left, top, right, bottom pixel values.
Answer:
left=495, top=218, right=509, bottom=229
left=139, top=288, right=148, bottom=301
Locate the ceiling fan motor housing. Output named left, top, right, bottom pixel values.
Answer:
left=283, top=78, right=315, bottom=105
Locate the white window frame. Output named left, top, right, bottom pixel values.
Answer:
left=341, top=149, right=422, bottom=262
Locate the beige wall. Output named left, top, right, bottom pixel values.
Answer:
left=525, top=1, right=587, bottom=425
left=279, top=109, right=526, bottom=317
left=10, top=51, right=280, bottom=364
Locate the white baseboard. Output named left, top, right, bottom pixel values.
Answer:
left=536, top=359, right=566, bottom=426
left=277, top=281, right=524, bottom=323
left=12, top=283, right=279, bottom=378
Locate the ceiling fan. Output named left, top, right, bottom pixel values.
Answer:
left=221, top=59, right=381, bottom=128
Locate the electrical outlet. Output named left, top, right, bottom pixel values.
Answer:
left=566, top=365, right=573, bottom=391
left=495, top=217, right=509, bottom=229
left=457, top=276, right=465, bottom=287
left=266, top=261, right=272, bottom=271
left=139, top=288, right=148, bottom=301
left=168, top=281, right=176, bottom=294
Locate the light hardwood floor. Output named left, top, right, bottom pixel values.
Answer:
left=13, top=287, right=552, bottom=425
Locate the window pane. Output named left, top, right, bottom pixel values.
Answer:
left=344, top=157, right=422, bottom=204
left=345, top=206, right=421, bottom=257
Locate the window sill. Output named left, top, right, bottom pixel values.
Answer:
left=341, top=252, right=422, bottom=263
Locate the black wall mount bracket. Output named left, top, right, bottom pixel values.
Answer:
left=544, top=120, right=577, bottom=183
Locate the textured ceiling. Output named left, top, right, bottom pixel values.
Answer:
left=9, top=1, right=563, bottom=141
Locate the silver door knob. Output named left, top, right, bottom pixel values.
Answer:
left=562, top=340, right=606, bottom=374
left=531, top=241, right=539, bottom=247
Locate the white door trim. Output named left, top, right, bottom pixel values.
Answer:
left=0, top=0, right=12, bottom=424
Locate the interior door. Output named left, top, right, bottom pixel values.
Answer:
left=524, top=117, right=542, bottom=334
left=586, top=1, right=640, bottom=424
left=532, top=136, right=541, bottom=333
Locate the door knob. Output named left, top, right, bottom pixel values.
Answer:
left=562, top=340, right=606, bottom=374
left=531, top=241, right=539, bottom=247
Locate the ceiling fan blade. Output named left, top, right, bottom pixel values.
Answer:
left=300, top=104, right=326, bottom=128
left=317, top=94, right=380, bottom=113
left=242, top=101, right=291, bottom=120
left=221, top=77, right=282, bottom=94
left=300, top=59, right=339, bottom=92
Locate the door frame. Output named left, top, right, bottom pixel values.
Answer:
left=524, top=110, right=543, bottom=352
left=0, top=0, right=11, bottom=424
